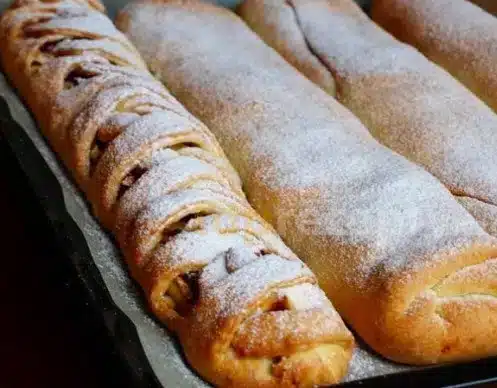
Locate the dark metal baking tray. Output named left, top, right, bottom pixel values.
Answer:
left=1, top=0, right=497, bottom=386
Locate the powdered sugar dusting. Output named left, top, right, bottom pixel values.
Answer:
left=30, top=7, right=125, bottom=41
left=120, top=0, right=496, bottom=290
left=150, top=230, right=250, bottom=269
left=54, top=37, right=146, bottom=68
left=244, top=0, right=497, bottom=209
left=120, top=0, right=497, bottom=366
left=199, top=254, right=312, bottom=321
left=115, top=153, right=234, bottom=241
left=130, top=188, right=256, bottom=260
left=280, top=282, right=333, bottom=310
left=346, top=346, right=408, bottom=382
left=373, top=0, right=497, bottom=112
left=224, top=244, right=264, bottom=273
left=0, top=0, right=353, bottom=385
left=457, top=196, right=497, bottom=237
left=233, top=308, right=348, bottom=357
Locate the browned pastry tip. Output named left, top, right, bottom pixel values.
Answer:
left=0, top=0, right=354, bottom=386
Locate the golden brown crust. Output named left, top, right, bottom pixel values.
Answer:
left=119, top=0, right=497, bottom=365
left=0, top=0, right=354, bottom=386
left=372, top=0, right=497, bottom=113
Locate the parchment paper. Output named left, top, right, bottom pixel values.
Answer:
left=0, top=0, right=412, bottom=385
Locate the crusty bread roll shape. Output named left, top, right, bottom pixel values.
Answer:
left=0, top=0, right=356, bottom=386
left=372, top=0, right=497, bottom=113
left=116, top=0, right=497, bottom=366
left=238, top=0, right=497, bottom=240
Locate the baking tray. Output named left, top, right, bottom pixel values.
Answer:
left=1, top=0, right=497, bottom=386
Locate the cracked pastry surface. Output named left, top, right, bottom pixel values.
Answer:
left=0, top=0, right=354, bottom=386
left=118, top=0, right=497, bottom=365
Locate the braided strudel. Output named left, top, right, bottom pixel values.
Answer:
left=0, top=0, right=355, bottom=386
left=372, top=0, right=497, bottom=113
left=238, top=0, right=497, bottom=240
left=118, top=0, right=497, bottom=365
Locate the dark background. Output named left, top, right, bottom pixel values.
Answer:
left=0, top=135, right=127, bottom=388
left=469, top=0, right=497, bottom=15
